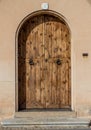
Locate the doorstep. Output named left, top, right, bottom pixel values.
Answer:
left=1, top=111, right=90, bottom=129
left=15, top=111, right=77, bottom=118
left=1, top=117, right=90, bottom=129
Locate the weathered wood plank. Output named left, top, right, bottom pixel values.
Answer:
left=18, top=14, right=71, bottom=110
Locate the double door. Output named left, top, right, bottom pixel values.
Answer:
left=18, top=14, right=71, bottom=110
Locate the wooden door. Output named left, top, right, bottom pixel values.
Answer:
left=18, top=14, right=71, bottom=110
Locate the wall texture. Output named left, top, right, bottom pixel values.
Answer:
left=0, top=0, right=91, bottom=120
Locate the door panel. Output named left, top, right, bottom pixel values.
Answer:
left=26, top=16, right=45, bottom=108
left=18, top=14, right=71, bottom=110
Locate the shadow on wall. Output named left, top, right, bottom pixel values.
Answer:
left=87, top=0, right=91, bottom=5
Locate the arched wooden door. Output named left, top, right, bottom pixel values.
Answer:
left=18, top=14, right=71, bottom=110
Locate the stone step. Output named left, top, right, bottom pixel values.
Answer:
left=15, top=111, right=76, bottom=118
left=1, top=117, right=90, bottom=130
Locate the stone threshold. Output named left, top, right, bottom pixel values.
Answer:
left=15, top=111, right=77, bottom=118
left=1, top=111, right=90, bottom=129
left=1, top=117, right=90, bottom=129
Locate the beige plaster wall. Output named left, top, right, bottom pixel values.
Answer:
left=0, top=0, right=91, bottom=120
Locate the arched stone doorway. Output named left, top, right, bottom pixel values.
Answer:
left=16, top=10, right=71, bottom=111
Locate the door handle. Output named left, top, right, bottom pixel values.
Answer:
left=29, top=59, right=34, bottom=65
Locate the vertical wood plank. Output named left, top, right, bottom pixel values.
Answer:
left=60, top=24, right=67, bottom=107
left=56, top=22, right=62, bottom=107
left=65, top=62, right=69, bottom=106
left=35, top=16, right=43, bottom=107
left=44, top=15, right=53, bottom=108
left=40, top=15, right=46, bottom=108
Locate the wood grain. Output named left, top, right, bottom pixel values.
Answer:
left=18, top=14, right=71, bottom=110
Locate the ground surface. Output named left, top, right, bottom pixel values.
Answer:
left=0, top=127, right=91, bottom=130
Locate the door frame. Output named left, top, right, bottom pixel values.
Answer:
left=15, top=10, right=73, bottom=112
